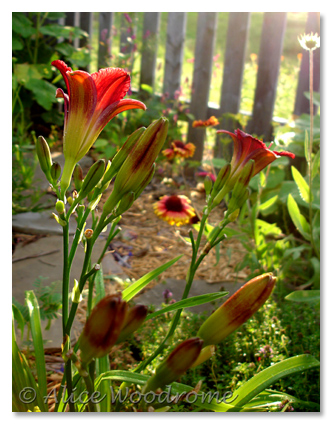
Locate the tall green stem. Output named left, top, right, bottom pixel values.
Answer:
left=62, top=222, right=70, bottom=336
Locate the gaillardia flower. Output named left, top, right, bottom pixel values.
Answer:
left=154, top=194, right=196, bottom=226
left=162, top=140, right=196, bottom=160
left=212, top=129, right=295, bottom=206
left=51, top=60, right=146, bottom=196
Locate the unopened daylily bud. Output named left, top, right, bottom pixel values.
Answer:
left=210, top=163, right=231, bottom=203
left=79, top=294, right=128, bottom=365
left=190, top=345, right=215, bottom=369
left=116, top=192, right=136, bottom=216
left=133, top=163, right=155, bottom=200
left=116, top=304, right=148, bottom=343
left=36, top=136, right=53, bottom=182
left=204, top=176, right=213, bottom=196
left=52, top=212, right=66, bottom=227
left=73, top=163, right=84, bottom=191
left=102, top=127, right=147, bottom=184
left=198, top=273, right=276, bottom=346
left=79, top=160, right=105, bottom=199
left=102, top=118, right=169, bottom=216
left=67, top=196, right=73, bottom=206
left=225, top=208, right=240, bottom=222
left=50, top=162, right=61, bottom=182
left=144, top=337, right=204, bottom=392
left=55, top=200, right=65, bottom=214
left=72, top=279, right=82, bottom=303
left=232, top=160, right=254, bottom=199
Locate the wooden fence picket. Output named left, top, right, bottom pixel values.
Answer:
left=246, top=12, right=287, bottom=141
left=59, top=12, right=320, bottom=164
left=163, top=12, right=187, bottom=97
left=140, top=12, right=161, bottom=92
left=186, top=12, right=218, bottom=167
left=216, top=12, right=251, bottom=158
left=98, top=12, right=114, bottom=69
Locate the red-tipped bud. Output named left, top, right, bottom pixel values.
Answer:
left=102, top=118, right=168, bottom=216
left=73, top=163, right=84, bottom=191
left=198, top=273, right=276, bottom=346
left=144, top=337, right=204, bottom=392
left=79, top=294, right=128, bottom=365
left=50, top=162, right=61, bottom=183
left=116, top=304, right=148, bottom=343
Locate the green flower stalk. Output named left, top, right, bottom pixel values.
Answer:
left=143, top=337, right=203, bottom=392
left=198, top=273, right=276, bottom=347
left=79, top=294, right=128, bottom=365
left=102, top=117, right=169, bottom=217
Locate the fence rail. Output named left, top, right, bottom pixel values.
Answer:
left=63, top=12, right=320, bottom=164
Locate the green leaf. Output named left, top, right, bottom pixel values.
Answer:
left=258, top=195, right=278, bottom=212
left=287, top=194, right=311, bottom=241
left=291, top=166, right=311, bottom=203
left=12, top=35, right=24, bottom=51
left=140, top=84, right=153, bottom=94
left=12, top=304, right=26, bottom=339
left=145, top=291, right=228, bottom=320
left=122, top=255, right=183, bottom=302
left=25, top=291, right=47, bottom=398
left=24, top=78, right=58, bottom=110
left=12, top=12, right=35, bottom=38
left=94, top=267, right=106, bottom=305
left=226, top=355, right=320, bottom=411
left=285, top=290, right=320, bottom=303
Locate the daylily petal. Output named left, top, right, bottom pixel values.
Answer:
left=91, top=67, right=131, bottom=107
left=52, top=60, right=72, bottom=96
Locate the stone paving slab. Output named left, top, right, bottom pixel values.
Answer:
left=12, top=234, right=126, bottom=348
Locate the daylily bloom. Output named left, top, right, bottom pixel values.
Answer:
left=212, top=129, right=295, bottom=206
left=192, top=116, right=219, bottom=128
left=154, top=194, right=196, bottom=226
left=51, top=60, right=146, bottom=196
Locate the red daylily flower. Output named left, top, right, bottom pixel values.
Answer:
left=52, top=60, right=146, bottom=194
left=217, top=128, right=295, bottom=186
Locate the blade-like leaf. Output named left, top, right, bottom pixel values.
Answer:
left=25, top=290, right=47, bottom=398
left=226, top=354, right=319, bottom=411
left=291, top=166, right=311, bottom=203
left=145, top=292, right=228, bottom=321
left=258, top=195, right=278, bottom=212
left=285, top=290, right=320, bottom=303
left=122, top=255, right=182, bottom=302
left=287, top=194, right=311, bottom=241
